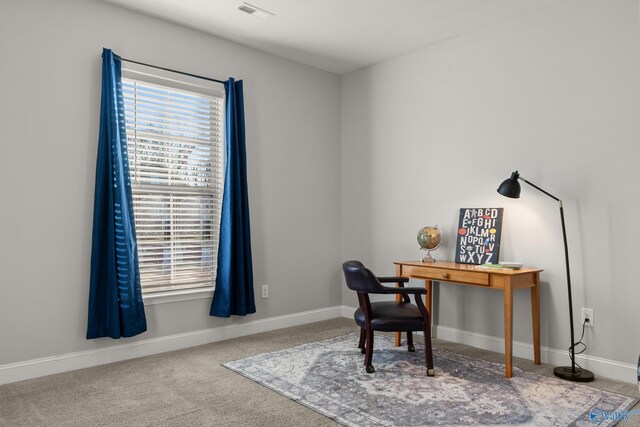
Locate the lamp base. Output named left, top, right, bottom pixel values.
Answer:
left=553, top=366, right=595, bottom=382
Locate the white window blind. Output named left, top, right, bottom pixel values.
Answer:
left=122, top=65, right=225, bottom=294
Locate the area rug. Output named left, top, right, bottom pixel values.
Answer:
left=223, top=333, right=638, bottom=427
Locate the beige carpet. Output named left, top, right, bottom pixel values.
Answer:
left=1, top=318, right=638, bottom=426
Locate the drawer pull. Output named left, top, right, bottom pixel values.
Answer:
left=442, top=273, right=449, bottom=279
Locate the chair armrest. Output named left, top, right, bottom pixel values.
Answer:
left=377, top=276, right=409, bottom=284
left=378, top=285, right=427, bottom=295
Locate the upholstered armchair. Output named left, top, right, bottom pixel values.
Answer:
left=342, top=260, right=434, bottom=376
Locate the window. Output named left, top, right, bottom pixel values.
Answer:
left=122, top=64, right=225, bottom=294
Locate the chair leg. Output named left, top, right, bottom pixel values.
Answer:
left=423, top=314, right=435, bottom=376
left=407, top=331, right=415, bottom=352
left=364, top=326, right=375, bottom=373
left=358, top=328, right=366, bottom=354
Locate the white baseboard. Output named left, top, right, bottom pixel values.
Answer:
left=5, top=305, right=634, bottom=386
left=340, top=306, right=637, bottom=384
left=341, top=305, right=357, bottom=318
left=435, top=325, right=638, bottom=384
left=0, top=306, right=343, bottom=386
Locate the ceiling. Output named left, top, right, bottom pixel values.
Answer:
left=100, top=0, right=558, bottom=75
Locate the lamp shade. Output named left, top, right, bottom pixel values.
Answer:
left=497, top=171, right=521, bottom=198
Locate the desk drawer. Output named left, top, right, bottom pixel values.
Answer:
left=408, top=266, right=489, bottom=286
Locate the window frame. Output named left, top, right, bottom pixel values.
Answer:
left=121, top=62, right=225, bottom=299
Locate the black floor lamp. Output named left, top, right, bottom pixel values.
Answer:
left=497, top=171, right=594, bottom=382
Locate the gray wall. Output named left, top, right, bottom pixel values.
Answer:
left=341, top=0, right=640, bottom=365
left=2, top=0, right=638, bottom=373
left=0, top=0, right=342, bottom=365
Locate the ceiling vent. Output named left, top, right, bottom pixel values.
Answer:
left=238, top=2, right=275, bottom=19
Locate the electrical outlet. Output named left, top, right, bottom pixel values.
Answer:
left=261, top=284, right=269, bottom=299
left=581, top=308, right=594, bottom=327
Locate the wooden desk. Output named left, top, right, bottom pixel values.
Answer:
left=394, top=261, right=543, bottom=378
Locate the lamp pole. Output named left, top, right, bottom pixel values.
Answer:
left=498, top=171, right=594, bottom=382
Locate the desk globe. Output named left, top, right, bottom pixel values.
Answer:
left=417, top=226, right=442, bottom=262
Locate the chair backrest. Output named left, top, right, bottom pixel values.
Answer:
left=342, top=261, right=385, bottom=294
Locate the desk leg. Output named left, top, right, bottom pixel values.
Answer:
left=425, top=279, right=432, bottom=324
left=395, top=264, right=402, bottom=347
left=504, top=283, right=513, bottom=378
left=531, top=273, right=541, bottom=365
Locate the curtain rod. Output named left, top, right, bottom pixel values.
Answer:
left=120, top=58, right=227, bottom=85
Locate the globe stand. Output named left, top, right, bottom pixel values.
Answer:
left=421, top=250, right=435, bottom=263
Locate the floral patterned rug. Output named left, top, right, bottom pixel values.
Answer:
left=223, top=334, right=637, bottom=427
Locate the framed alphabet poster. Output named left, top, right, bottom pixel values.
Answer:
left=455, top=208, right=503, bottom=265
